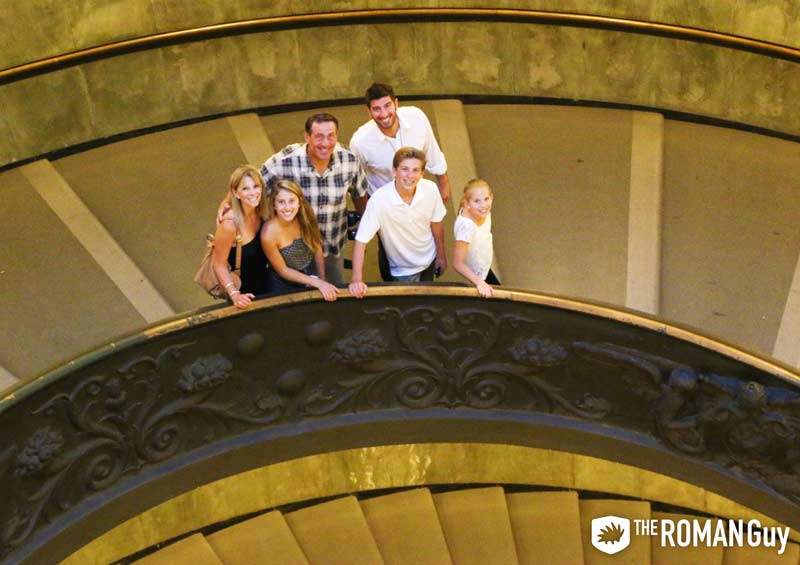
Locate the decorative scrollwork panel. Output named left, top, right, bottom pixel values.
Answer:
left=1, top=292, right=798, bottom=561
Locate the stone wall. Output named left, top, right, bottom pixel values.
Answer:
left=0, top=3, right=799, bottom=167
left=2, top=1, right=799, bottom=71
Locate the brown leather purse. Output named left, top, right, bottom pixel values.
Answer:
left=194, top=223, right=243, bottom=299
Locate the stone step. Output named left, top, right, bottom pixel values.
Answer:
left=131, top=533, right=222, bottom=565
left=205, top=510, right=308, bottom=565
left=433, top=486, right=519, bottom=565
left=723, top=539, right=800, bottom=564
left=360, top=488, right=452, bottom=565
left=506, top=490, right=584, bottom=565
left=284, top=495, right=384, bottom=565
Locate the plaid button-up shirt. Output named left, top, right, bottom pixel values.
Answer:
left=260, top=143, right=368, bottom=256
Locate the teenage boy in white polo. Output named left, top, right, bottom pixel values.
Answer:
left=349, top=147, right=447, bottom=298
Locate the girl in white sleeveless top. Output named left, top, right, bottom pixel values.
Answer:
left=453, top=178, right=499, bottom=298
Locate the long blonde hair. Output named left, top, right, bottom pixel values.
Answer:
left=459, top=178, right=493, bottom=214
left=227, top=165, right=267, bottom=226
left=268, top=179, right=323, bottom=253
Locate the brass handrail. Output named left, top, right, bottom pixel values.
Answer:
left=147, top=286, right=800, bottom=385
left=6, top=285, right=798, bottom=405
left=2, top=8, right=799, bottom=84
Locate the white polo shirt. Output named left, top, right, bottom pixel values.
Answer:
left=355, top=178, right=447, bottom=276
left=349, top=106, right=448, bottom=194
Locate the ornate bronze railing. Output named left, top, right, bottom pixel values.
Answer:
left=2, top=8, right=799, bottom=85
left=2, top=286, right=799, bottom=563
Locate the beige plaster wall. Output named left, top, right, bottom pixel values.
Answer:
left=661, top=121, right=800, bottom=355
left=0, top=169, right=146, bottom=377
left=2, top=1, right=799, bottom=71
left=1, top=17, right=799, bottom=168
left=466, top=104, right=631, bottom=305
left=466, top=104, right=800, bottom=358
left=53, top=119, right=250, bottom=313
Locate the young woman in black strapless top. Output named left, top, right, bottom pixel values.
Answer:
left=260, top=180, right=338, bottom=301
left=212, top=165, right=269, bottom=309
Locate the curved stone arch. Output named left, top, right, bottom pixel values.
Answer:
left=1, top=11, right=799, bottom=167
left=3, top=1, right=800, bottom=71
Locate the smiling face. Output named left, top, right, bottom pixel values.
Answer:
left=234, top=174, right=262, bottom=210
left=368, top=95, right=399, bottom=133
left=393, top=157, right=424, bottom=192
left=304, top=120, right=338, bottom=164
left=463, top=184, right=493, bottom=219
left=273, top=188, right=300, bottom=222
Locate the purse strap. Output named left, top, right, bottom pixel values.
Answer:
left=232, top=218, right=243, bottom=275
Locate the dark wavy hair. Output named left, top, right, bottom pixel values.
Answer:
left=365, top=82, right=396, bottom=106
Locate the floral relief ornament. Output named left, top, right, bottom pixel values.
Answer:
left=14, top=428, right=64, bottom=478
left=176, top=354, right=232, bottom=393
left=573, top=341, right=800, bottom=503
left=0, top=341, right=273, bottom=556
left=306, top=305, right=610, bottom=418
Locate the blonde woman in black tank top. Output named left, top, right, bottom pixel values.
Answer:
left=212, top=166, right=269, bottom=308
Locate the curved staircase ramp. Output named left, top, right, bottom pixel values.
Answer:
left=131, top=487, right=800, bottom=564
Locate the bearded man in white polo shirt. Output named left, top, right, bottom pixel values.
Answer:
left=349, top=83, right=450, bottom=281
left=349, top=147, right=447, bottom=298
left=349, top=83, right=450, bottom=202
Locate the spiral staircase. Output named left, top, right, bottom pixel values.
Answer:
left=2, top=4, right=800, bottom=564
left=129, top=486, right=800, bottom=565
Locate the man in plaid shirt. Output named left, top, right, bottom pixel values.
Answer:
left=259, top=113, right=368, bottom=286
